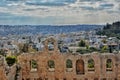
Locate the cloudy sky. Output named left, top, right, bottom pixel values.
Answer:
left=0, top=0, right=120, bottom=25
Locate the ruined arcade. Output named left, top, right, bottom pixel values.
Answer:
left=1, top=38, right=120, bottom=80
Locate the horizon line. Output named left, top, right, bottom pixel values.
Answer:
left=0, top=24, right=105, bottom=26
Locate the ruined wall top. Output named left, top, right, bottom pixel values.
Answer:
left=0, top=55, right=4, bottom=66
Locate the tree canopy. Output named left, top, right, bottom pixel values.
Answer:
left=97, top=21, right=120, bottom=39
left=78, top=40, right=86, bottom=47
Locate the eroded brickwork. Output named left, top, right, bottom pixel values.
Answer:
left=1, top=38, right=120, bottom=80
left=17, top=38, right=120, bottom=80
left=0, top=55, right=17, bottom=80
left=0, top=56, right=8, bottom=80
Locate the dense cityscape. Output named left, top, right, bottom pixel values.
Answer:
left=0, top=21, right=120, bottom=80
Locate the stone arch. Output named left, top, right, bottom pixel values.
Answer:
left=88, top=58, right=95, bottom=71
left=106, top=59, right=112, bottom=71
left=44, top=38, right=57, bottom=51
left=30, top=59, right=38, bottom=71
left=48, top=41, right=54, bottom=51
left=76, top=59, right=84, bottom=74
left=66, top=59, right=73, bottom=68
left=48, top=60, right=55, bottom=68
left=94, top=78, right=99, bottom=80
left=48, top=60, right=55, bottom=71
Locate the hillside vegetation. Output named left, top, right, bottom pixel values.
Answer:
left=97, top=21, right=120, bottom=39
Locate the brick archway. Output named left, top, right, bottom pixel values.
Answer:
left=76, top=59, right=84, bottom=74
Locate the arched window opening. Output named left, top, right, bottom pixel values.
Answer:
left=48, top=60, right=55, bottom=71
left=48, top=41, right=54, bottom=51
left=26, top=78, right=30, bottom=80
left=55, top=77, right=59, bottom=80
left=30, top=60, right=37, bottom=72
left=66, top=59, right=73, bottom=72
left=94, top=78, right=99, bottom=80
left=73, top=78, right=77, bottom=80
left=103, top=78, right=106, bottom=80
left=76, top=59, right=84, bottom=74
left=106, top=59, right=112, bottom=71
left=115, top=78, right=117, bottom=80
left=63, top=78, right=66, bottom=80
left=85, top=78, right=88, bottom=80
left=38, top=77, right=42, bottom=80
left=88, top=59, right=95, bottom=71
left=66, top=59, right=73, bottom=68
left=45, top=78, right=48, bottom=80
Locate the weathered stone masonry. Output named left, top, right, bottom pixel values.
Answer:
left=1, top=38, right=120, bottom=80
left=17, top=38, right=120, bottom=80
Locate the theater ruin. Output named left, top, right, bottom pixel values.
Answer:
left=0, top=38, right=120, bottom=80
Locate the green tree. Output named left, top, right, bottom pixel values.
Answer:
left=102, top=39, right=107, bottom=43
left=101, top=45, right=109, bottom=53
left=89, top=47, right=98, bottom=51
left=102, top=46, right=108, bottom=51
left=86, top=45, right=89, bottom=49
left=78, top=40, right=86, bottom=47
left=76, top=49, right=89, bottom=54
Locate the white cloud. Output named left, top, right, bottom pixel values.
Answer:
left=0, top=0, right=119, bottom=24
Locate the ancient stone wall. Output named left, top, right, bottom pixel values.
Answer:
left=1, top=38, right=120, bottom=80
left=0, top=56, right=8, bottom=80
left=17, top=38, right=120, bottom=80
left=7, top=64, right=17, bottom=80
left=0, top=55, right=17, bottom=80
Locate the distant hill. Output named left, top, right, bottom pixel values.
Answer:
left=0, top=25, right=102, bottom=36
left=97, top=21, right=120, bottom=39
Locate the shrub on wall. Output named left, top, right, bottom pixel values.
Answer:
left=6, top=56, right=17, bottom=66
